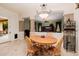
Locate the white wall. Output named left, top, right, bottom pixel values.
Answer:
left=74, top=8, right=79, bottom=52
left=0, top=6, right=19, bottom=43
left=18, top=15, right=24, bottom=40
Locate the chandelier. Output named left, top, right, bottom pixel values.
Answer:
left=37, top=4, right=49, bottom=20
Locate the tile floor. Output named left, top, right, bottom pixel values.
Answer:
left=0, top=39, right=27, bottom=56
left=0, top=39, right=78, bottom=56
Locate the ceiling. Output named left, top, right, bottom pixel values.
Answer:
left=0, top=3, right=75, bottom=18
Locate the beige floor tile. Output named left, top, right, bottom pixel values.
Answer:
left=0, top=39, right=78, bottom=56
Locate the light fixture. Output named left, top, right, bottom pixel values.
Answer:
left=37, top=4, right=49, bottom=20
left=0, top=16, right=8, bottom=20
left=39, top=13, right=48, bottom=19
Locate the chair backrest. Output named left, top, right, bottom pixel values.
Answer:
left=55, top=39, right=63, bottom=49
left=25, top=36, right=32, bottom=48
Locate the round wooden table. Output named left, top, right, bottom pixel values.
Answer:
left=30, top=35, right=58, bottom=56
left=30, top=35, right=57, bottom=45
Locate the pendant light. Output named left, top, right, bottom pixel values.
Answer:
left=37, top=4, right=49, bottom=20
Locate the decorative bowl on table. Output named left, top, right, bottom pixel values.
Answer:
left=41, top=35, right=45, bottom=38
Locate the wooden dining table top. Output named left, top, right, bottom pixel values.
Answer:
left=30, top=35, right=57, bottom=44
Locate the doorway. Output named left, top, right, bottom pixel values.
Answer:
left=0, top=19, right=8, bottom=36
left=24, top=17, right=30, bottom=37
left=0, top=16, right=8, bottom=43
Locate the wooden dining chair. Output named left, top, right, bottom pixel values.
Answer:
left=52, top=39, right=63, bottom=56
left=25, top=36, right=37, bottom=56
left=25, top=36, right=32, bottom=48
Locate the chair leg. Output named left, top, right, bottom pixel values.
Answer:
left=26, top=52, right=34, bottom=56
